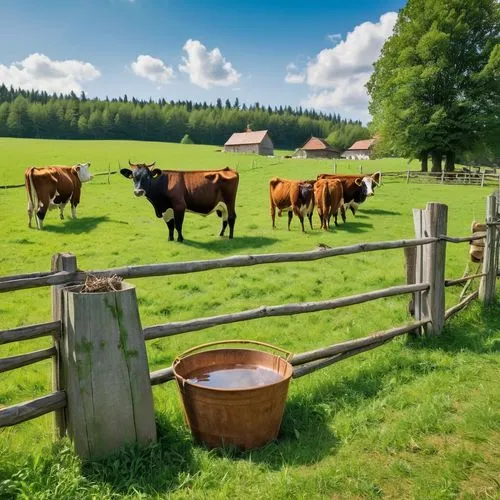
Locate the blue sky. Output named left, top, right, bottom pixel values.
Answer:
left=0, top=0, right=405, bottom=122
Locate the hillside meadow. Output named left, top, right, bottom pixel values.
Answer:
left=0, top=138, right=498, bottom=499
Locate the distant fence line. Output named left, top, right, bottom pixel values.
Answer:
left=0, top=194, right=498, bottom=460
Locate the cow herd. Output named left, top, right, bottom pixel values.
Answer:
left=269, top=172, right=381, bottom=232
left=23, top=161, right=381, bottom=241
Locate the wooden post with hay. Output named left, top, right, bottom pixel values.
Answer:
left=60, top=274, right=156, bottom=459
left=479, top=194, right=498, bottom=304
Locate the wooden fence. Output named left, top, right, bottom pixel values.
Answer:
left=379, top=170, right=500, bottom=187
left=1, top=196, right=499, bottom=458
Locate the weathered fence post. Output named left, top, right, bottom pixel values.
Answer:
left=479, top=194, right=498, bottom=304
left=412, top=203, right=448, bottom=335
left=61, top=281, right=157, bottom=459
left=51, top=253, right=77, bottom=439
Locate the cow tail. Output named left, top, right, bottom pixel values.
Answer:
left=26, top=168, right=38, bottom=212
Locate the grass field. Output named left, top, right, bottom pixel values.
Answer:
left=0, top=138, right=498, bottom=499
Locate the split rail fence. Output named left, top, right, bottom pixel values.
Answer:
left=1, top=196, right=499, bottom=458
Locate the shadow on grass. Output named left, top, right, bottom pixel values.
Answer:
left=182, top=236, right=278, bottom=252
left=361, top=208, right=402, bottom=216
left=332, top=220, right=374, bottom=233
left=42, top=216, right=110, bottom=234
left=406, top=301, right=500, bottom=354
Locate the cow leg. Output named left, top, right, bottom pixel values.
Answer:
left=228, top=215, right=236, bottom=239
left=174, top=210, right=185, bottom=242
left=219, top=220, right=228, bottom=237
left=298, top=215, right=305, bottom=232
left=165, top=219, right=175, bottom=240
left=287, top=211, right=293, bottom=230
left=307, top=211, right=313, bottom=230
left=271, top=204, right=276, bottom=229
left=27, top=200, right=34, bottom=228
left=59, top=202, right=67, bottom=220
left=36, top=207, right=47, bottom=230
left=71, top=204, right=77, bottom=219
left=162, top=209, right=175, bottom=241
left=341, top=205, right=346, bottom=223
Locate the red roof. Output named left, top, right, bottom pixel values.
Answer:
left=225, top=130, right=269, bottom=146
left=346, top=139, right=376, bottom=150
left=300, top=137, right=341, bottom=152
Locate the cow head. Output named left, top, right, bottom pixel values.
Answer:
left=73, top=162, right=93, bottom=182
left=299, top=182, right=314, bottom=204
left=358, top=171, right=382, bottom=197
left=120, top=161, right=161, bottom=197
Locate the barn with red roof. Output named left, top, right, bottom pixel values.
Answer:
left=342, top=139, right=377, bottom=160
left=293, top=136, right=342, bottom=159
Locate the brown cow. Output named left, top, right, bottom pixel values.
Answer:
left=269, top=177, right=314, bottom=232
left=25, top=163, right=93, bottom=230
left=120, top=162, right=239, bottom=242
left=316, top=172, right=381, bottom=220
left=314, top=179, right=344, bottom=230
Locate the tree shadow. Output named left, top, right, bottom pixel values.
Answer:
left=42, top=216, right=110, bottom=234
left=182, top=236, right=279, bottom=252
left=361, top=208, right=402, bottom=216
left=406, top=302, right=500, bottom=354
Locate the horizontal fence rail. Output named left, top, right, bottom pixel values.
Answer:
left=81, top=238, right=439, bottom=280
left=0, top=321, right=61, bottom=345
left=0, top=347, right=56, bottom=374
left=0, top=271, right=74, bottom=294
left=143, top=283, right=430, bottom=340
left=0, top=391, right=67, bottom=428
left=445, top=291, right=479, bottom=321
left=445, top=273, right=486, bottom=287
left=148, top=319, right=431, bottom=387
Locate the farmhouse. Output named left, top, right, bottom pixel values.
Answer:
left=342, top=139, right=376, bottom=160
left=224, top=129, right=274, bottom=156
left=293, top=137, right=341, bottom=159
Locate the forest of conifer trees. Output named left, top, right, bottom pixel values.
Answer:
left=0, top=85, right=370, bottom=151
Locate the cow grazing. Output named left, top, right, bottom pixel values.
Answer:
left=316, top=172, right=381, bottom=220
left=120, top=162, right=239, bottom=242
left=269, top=178, right=314, bottom=232
left=314, top=179, right=344, bottom=230
left=25, top=163, right=93, bottom=230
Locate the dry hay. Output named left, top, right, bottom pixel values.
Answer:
left=81, top=274, right=123, bottom=293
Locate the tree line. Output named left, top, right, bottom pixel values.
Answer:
left=0, top=85, right=368, bottom=151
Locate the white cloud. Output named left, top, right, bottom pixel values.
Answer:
left=179, top=39, right=240, bottom=89
left=0, top=53, right=100, bottom=94
left=131, top=55, right=174, bottom=84
left=284, top=63, right=305, bottom=84
left=299, top=12, right=397, bottom=121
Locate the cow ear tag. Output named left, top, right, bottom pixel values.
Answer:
left=151, top=169, right=162, bottom=178
left=355, top=178, right=363, bottom=186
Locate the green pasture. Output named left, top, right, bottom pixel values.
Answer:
left=0, top=138, right=498, bottom=499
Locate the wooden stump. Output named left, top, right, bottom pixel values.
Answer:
left=62, top=282, right=156, bottom=459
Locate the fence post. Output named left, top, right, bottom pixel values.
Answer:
left=406, top=170, right=410, bottom=184
left=51, top=253, right=77, bottom=439
left=479, top=194, right=498, bottom=304
left=413, top=204, right=448, bottom=335
left=333, top=162, right=337, bottom=173
left=481, top=171, right=485, bottom=187
left=61, top=281, right=156, bottom=459
left=359, top=164, right=363, bottom=174
left=423, top=203, right=448, bottom=335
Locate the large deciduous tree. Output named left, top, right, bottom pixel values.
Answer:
left=367, top=0, right=500, bottom=171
